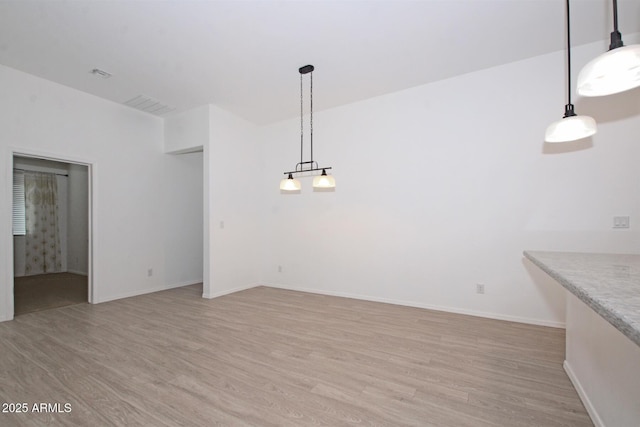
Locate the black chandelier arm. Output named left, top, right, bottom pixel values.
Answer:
left=295, top=160, right=318, bottom=171
left=283, top=166, right=332, bottom=176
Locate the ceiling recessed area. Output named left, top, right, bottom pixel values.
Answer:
left=124, top=95, right=176, bottom=116
left=0, top=0, right=638, bottom=124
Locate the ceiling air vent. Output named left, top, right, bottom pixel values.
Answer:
left=124, top=95, right=175, bottom=116
left=90, top=68, right=112, bottom=79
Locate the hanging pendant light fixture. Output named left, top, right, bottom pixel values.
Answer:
left=312, top=168, right=336, bottom=188
left=545, top=0, right=597, bottom=143
left=280, top=65, right=335, bottom=192
left=577, top=0, right=640, bottom=96
left=279, top=173, right=302, bottom=191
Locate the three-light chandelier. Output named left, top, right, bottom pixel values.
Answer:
left=280, top=65, right=335, bottom=192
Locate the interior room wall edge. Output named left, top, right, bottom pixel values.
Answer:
left=262, top=282, right=565, bottom=328
left=93, top=280, right=203, bottom=304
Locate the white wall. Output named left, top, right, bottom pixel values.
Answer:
left=163, top=150, right=204, bottom=287
left=259, top=37, right=640, bottom=327
left=163, top=106, right=206, bottom=289
left=0, top=63, right=203, bottom=320
left=165, top=103, right=262, bottom=299
left=164, top=105, right=209, bottom=154
left=204, top=104, right=262, bottom=298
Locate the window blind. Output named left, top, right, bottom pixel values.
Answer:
left=13, top=170, right=25, bottom=236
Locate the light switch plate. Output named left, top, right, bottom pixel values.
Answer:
left=613, top=216, right=630, bottom=229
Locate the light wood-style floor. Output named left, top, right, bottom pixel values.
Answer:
left=13, top=273, right=88, bottom=316
left=0, top=285, right=592, bottom=426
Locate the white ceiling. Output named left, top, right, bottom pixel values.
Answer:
left=1, top=0, right=639, bottom=125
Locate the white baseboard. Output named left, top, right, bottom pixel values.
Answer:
left=171, top=279, right=203, bottom=288
left=262, top=283, right=565, bottom=329
left=202, top=283, right=260, bottom=299
left=563, top=360, right=603, bottom=427
left=94, top=280, right=202, bottom=304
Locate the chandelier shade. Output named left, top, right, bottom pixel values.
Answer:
left=577, top=44, right=640, bottom=96
left=312, top=169, right=336, bottom=189
left=545, top=113, right=597, bottom=143
left=577, top=0, right=640, bottom=97
left=280, top=173, right=301, bottom=191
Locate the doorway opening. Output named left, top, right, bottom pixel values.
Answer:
left=12, top=154, right=92, bottom=316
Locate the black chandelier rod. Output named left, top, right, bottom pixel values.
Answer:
left=298, top=64, right=315, bottom=166
left=310, top=68, right=314, bottom=167
left=609, top=0, right=624, bottom=50
left=562, top=0, right=578, bottom=118
left=300, top=70, right=303, bottom=168
left=566, top=0, right=572, bottom=107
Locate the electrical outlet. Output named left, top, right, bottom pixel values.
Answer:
left=278, top=265, right=283, bottom=273
left=148, top=268, right=153, bottom=277
left=476, top=283, right=485, bottom=294
left=613, top=216, right=630, bottom=229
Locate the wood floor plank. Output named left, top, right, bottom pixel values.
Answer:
left=14, top=273, right=87, bottom=315
left=0, top=284, right=592, bottom=426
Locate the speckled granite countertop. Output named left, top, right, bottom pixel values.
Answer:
left=524, top=251, right=640, bottom=348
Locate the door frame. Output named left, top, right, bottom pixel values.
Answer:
left=6, top=147, right=95, bottom=319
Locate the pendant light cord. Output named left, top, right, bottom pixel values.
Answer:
left=609, top=0, right=624, bottom=50
left=566, top=0, right=572, bottom=107
left=310, top=71, right=313, bottom=165
left=562, top=0, right=578, bottom=117
left=300, top=73, right=303, bottom=166
left=300, top=70, right=314, bottom=167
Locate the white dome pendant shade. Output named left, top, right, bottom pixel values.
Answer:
left=545, top=0, right=597, bottom=143
left=312, top=169, right=336, bottom=189
left=545, top=106, right=597, bottom=143
left=577, top=44, right=640, bottom=96
left=577, top=0, right=640, bottom=97
left=280, top=173, right=301, bottom=191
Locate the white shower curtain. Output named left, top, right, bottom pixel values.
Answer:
left=24, top=172, right=62, bottom=276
